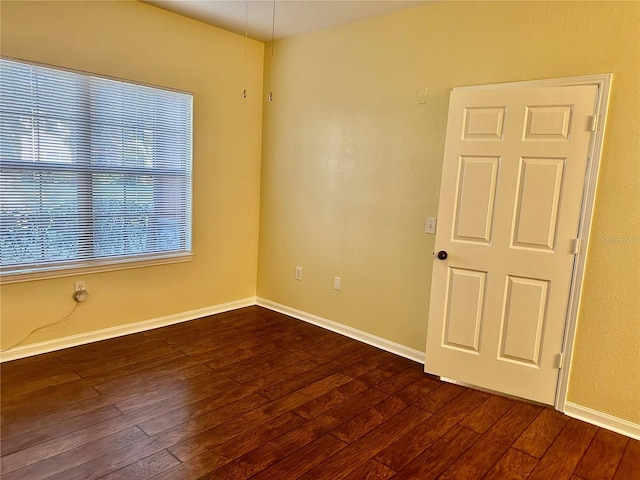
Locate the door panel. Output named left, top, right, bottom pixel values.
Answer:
left=524, top=105, right=573, bottom=140
left=463, top=107, right=506, bottom=139
left=443, top=268, right=486, bottom=352
left=499, top=275, right=549, bottom=366
left=425, top=85, right=597, bottom=405
left=511, top=157, right=565, bottom=250
left=453, top=156, right=499, bottom=243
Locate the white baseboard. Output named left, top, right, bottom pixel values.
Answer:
left=564, top=401, right=640, bottom=440
left=0, top=297, right=257, bottom=363
left=1, top=296, right=424, bottom=364
left=4, top=295, right=637, bottom=441
left=256, top=297, right=425, bottom=364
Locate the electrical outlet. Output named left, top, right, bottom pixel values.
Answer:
left=295, top=266, right=303, bottom=281
left=333, top=277, right=341, bottom=291
left=73, top=281, right=89, bottom=302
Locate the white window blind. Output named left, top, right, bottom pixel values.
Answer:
left=0, top=58, right=193, bottom=278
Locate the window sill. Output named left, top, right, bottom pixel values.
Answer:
left=0, top=253, right=193, bottom=284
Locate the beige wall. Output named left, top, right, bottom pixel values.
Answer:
left=0, top=1, right=264, bottom=346
left=257, top=1, right=639, bottom=423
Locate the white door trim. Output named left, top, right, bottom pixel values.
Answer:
left=453, top=74, right=613, bottom=413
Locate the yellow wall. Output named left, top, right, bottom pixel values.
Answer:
left=0, top=1, right=264, bottom=347
left=1, top=0, right=638, bottom=426
left=257, top=1, right=640, bottom=423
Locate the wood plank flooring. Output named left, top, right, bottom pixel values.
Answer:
left=1, top=306, right=638, bottom=479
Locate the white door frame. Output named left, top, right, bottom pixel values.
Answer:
left=452, top=74, right=613, bottom=412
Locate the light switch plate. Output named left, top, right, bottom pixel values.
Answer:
left=425, top=217, right=437, bottom=234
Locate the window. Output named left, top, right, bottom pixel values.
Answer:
left=0, top=58, right=193, bottom=279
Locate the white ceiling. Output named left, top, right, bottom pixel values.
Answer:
left=144, top=1, right=429, bottom=42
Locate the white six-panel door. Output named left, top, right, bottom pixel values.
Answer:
left=425, top=85, right=598, bottom=405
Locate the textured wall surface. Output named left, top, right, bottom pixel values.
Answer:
left=257, top=1, right=640, bottom=423
left=0, top=1, right=264, bottom=348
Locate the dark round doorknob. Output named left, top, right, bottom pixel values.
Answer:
left=437, top=250, right=448, bottom=260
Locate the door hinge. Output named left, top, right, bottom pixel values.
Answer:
left=589, top=114, right=598, bottom=132
left=572, top=238, right=581, bottom=255
left=555, top=353, right=565, bottom=369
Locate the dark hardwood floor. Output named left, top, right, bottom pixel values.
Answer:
left=1, top=306, right=638, bottom=479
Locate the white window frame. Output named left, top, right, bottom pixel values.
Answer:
left=0, top=58, right=194, bottom=283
